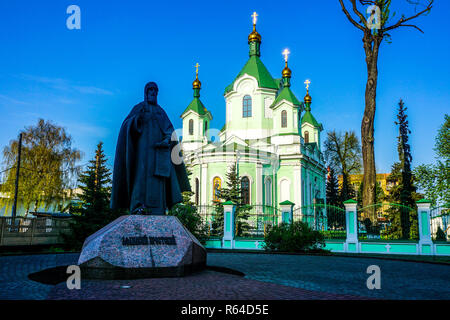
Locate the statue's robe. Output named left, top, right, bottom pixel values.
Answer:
left=111, top=95, right=191, bottom=214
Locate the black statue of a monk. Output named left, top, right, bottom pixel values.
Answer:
left=111, top=82, right=191, bottom=215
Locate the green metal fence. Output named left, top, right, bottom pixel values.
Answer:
left=357, top=203, right=418, bottom=241
left=430, top=205, right=449, bottom=242
left=292, top=204, right=346, bottom=239
left=197, top=205, right=223, bottom=238
left=236, top=205, right=280, bottom=239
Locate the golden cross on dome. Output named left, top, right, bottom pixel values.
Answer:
left=252, top=12, right=258, bottom=25
left=304, top=79, right=311, bottom=91
left=195, top=63, right=200, bottom=76
left=282, top=48, right=290, bottom=62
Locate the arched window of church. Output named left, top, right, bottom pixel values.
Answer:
left=242, top=95, right=252, bottom=118
left=189, top=119, right=194, bottom=135
left=281, top=110, right=287, bottom=128
left=241, top=177, right=250, bottom=205
left=204, top=121, right=208, bottom=135
left=264, top=178, right=272, bottom=206
left=195, top=178, right=199, bottom=205
left=304, top=131, right=309, bottom=143
left=213, top=177, right=221, bottom=202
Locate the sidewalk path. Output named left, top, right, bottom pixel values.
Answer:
left=0, top=252, right=449, bottom=300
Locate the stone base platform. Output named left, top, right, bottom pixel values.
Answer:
left=78, top=215, right=206, bottom=279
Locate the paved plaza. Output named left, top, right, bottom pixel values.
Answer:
left=0, top=252, right=449, bottom=300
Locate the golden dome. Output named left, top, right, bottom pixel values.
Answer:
left=304, top=92, right=312, bottom=104
left=193, top=78, right=201, bottom=89
left=248, top=25, right=261, bottom=43
left=282, top=62, right=291, bottom=78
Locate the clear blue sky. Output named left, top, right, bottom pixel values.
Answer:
left=0, top=0, right=448, bottom=174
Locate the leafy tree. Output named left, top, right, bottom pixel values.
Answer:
left=324, top=130, right=362, bottom=202
left=0, top=119, right=81, bottom=216
left=63, top=142, right=121, bottom=250
left=414, top=114, right=450, bottom=207
left=214, top=163, right=251, bottom=237
left=338, top=0, right=433, bottom=208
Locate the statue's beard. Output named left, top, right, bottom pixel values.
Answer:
left=147, top=97, right=157, bottom=105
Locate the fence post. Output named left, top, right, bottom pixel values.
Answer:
left=344, top=199, right=359, bottom=253
left=416, top=199, right=433, bottom=255
left=279, top=200, right=294, bottom=224
left=222, top=201, right=236, bottom=249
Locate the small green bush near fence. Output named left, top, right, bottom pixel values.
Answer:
left=263, top=221, right=325, bottom=253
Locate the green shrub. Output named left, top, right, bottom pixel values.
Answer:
left=263, top=221, right=325, bottom=252
left=168, top=203, right=209, bottom=244
left=435, top=226, right=447, bottom=241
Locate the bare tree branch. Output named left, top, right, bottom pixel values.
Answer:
left=398, top=24, right=425, bottom=33
left=350, top=0, right=367, bottom=25
left=338, top=0, right=366, bottom=31
left=383, top=0, right=433, bottom=32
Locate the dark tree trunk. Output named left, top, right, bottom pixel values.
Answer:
left=361, top=31, right=382, bottom=208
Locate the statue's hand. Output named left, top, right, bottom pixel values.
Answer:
left=155, top=136, right=170, bottom=148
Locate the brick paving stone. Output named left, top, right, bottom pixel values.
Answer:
left=0, top=252, right=449, bottom=300
left=47, top=270, right=367, bottom=300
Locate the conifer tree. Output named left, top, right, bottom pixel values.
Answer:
left=326, top=167, right=340, bottom=207
left=213, top=163, right=251, bottom=237
left=64, top=142, right=121, bottom=249
left=385, top=100, right=419, bottom=239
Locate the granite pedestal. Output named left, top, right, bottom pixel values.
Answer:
left=78, top=215, right=207, bottom=279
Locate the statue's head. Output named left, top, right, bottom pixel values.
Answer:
left=144, top=82, right=158, bottom=105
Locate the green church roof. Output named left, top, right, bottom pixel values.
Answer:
left=272, top=86, right=301, bottom=107
left=301, top=109, right=321, bottom=128
left=181, top=97, right=208, bottom=117
left=224, top=55, right=278, bottom=94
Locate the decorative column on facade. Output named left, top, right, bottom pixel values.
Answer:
left=344, top=199, right=359, bottom=253
left=222, top=201, right=236, bottom=249
left=279, top=200, right=294, bottom=224
left=417, top=199, right=433, bottom=255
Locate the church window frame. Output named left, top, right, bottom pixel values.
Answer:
left=241, top=176, right=250, bottom=205
left=213, top=176, right=222, bottom=202
left=281, top=110, right=288, bottom=128
left=195, top=178, right=199, bottom=205
left=304, top=131, right=309, bottom=143
left=264, top=177, right=272, bottom=206
left=189, top=119, right=194, bottom=135
left=242, top=95, right=252, bottom=118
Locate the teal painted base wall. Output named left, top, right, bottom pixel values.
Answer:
left=204, top=239, right=450, bottom=256
left=436, top=244, right=450, bottom=255
left=324, top=242, right=345, bottom=252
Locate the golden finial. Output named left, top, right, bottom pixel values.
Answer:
left=304, top=79, right=312, bottom=104
left=282, top=48, right=292, bottom=78
left=248, top=11, right=261, bottom=43
left=193, top=62, right=201, bottom=89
